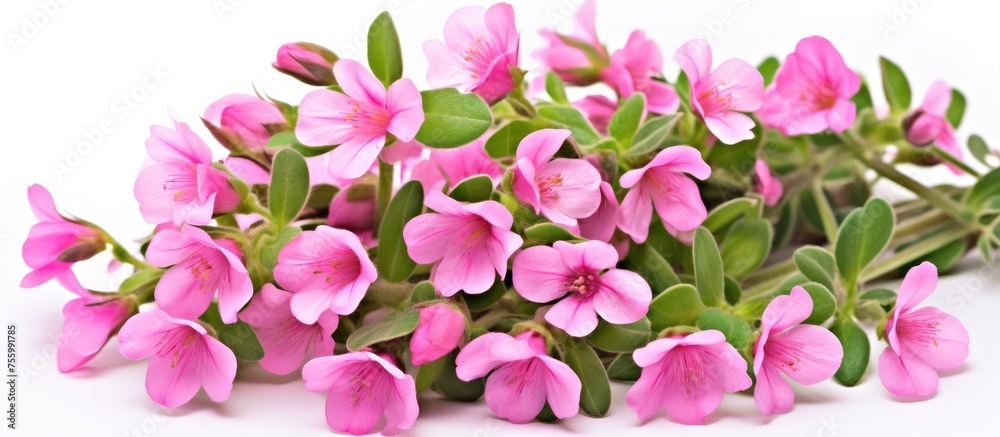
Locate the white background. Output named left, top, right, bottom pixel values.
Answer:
left=2, top=0, right=1000, bottom=435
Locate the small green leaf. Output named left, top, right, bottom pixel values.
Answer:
left=831, top=318, right=870, bottom=386
left=485, top=120, right=541, bottom=158
left=306, top=184, right=339, bottom=210
left=563, top=338, right=611, bottom=417
left=798, top=282, right=837, bottom=325
left=946, top=88, right=966, bottom=128
left=269, top=148, right=310, bottom=228
left=966, top=166, right=1000, bottom=211
left=410, top=281, right=437, bottom=303
left=199, top=303, right=264, bottom=361
left=793, top=246, right=836, bottom=292
left=414, top=356, right=447, bottom=392
left=967, top=135, right=992, bottom=168
left=757, top=57, right=780, bottom=87
left=606, top=352, right=642, bottom=382
left=586, top=318, right=651, bottom=352
left=627, top=113, right=683, bottom=157
left=416, top=88, right=493, bottom=148
left=859, top=288, right=896, bottom=305
left=622, top=243, right=681, bottom=294
left=377, top=181, right=424, bottom=282
left=702, top=197, right=759, bottom=233
left=648, top=284, right=707, bottom=331
left=880, top=57, right=912, bottom=113
left=465, top=277, right=507, bottom=312
left=367, top=11, right=403, bottom=87
left=720, top=219, right=773, bottom=279
left=433, top=351, right=485, bottom=401
left=538, top=106, right=601, bottom=146
left=835, top=198, right=895, bottom=289
left=693, top=227, right=725, bottom=307
left=545, top=72, right=569, bottom=105
left=260, top=226, right=302, bottom=270
left=608, top=93, right=646, bottom=147
left=696, top=309, right=751, bottom=349
left=852, top=80, right=874, bottom=111
left=448, top=175, right=494, bottom=203
left=117, top=269, right=164, bottom=295
left=523, top=223, right=583, bottom=245
left=346, top=310, right=420, bottom=351
left=723, top=274, right=742, bottom=306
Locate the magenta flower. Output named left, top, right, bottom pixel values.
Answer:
left=511, top=129, right=602, bottom=226
left=326, top=185, right=377, bottom=246
left=513, top=240, right=651, bottom=336
left=133, top=121, right=241, bottom=226
left=575, top=94, right=618, bottom=134
left=603, top=31, right=680, bottom=115
left=118, top=309, right=237, bottom=408
left=535, top=0, right=607, bottom=86
left=303, top=352, right=418, bottom=436
left=410, top=303, right=466, bottom=365
left=878, top=262, right=969, bottom=396
left=905, top=81, right=964, bottom=174
left=58, top=288, right=134, bottom=373
left=272, top=42, right=338, bottom=86
left=626, top=330, right=752, bottom=424
left=578, top=181, right=619, bottom=242
left=145, top=225, right=253, bottom=324
left=21, top=184, right=104, bottom=290
left=455, top=331, right=581, bottom=423
left=423, top=3, right=520, bottom=104
left=203, top=94, right=287, bottom=150
left=617, top=146, right=711, bottom=244
left=238, top=284, right=338, bottom=375
left=295, top=59, right=424, bottom=179
left=753, top=286, right=844, bottom=416
left=403, top=191, right=523, bottom=296
left=754, top=159, right=783, bottom=207
left=758, top=36, right=860, bottom=136
left=274, top=226, right=377, bottom=324
left=409, top=138, right=504, bottom=194
left=674, top=39, right=764, bottom=145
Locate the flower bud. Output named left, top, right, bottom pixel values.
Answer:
left=203, top=95, right=288, bottom=151
left=902, top=110, right=938, bottom=147
left=272, top=42, right=339, bottom=86
left=56, top=235, right=106, bottom=263
left=410, top=303, right=466, bottom=365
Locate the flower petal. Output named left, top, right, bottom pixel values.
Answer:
left=769, top=324, right=843, bottom=385
left=592, top=268, right=652, bottom=324
left=516, top=129, right=571, bottom=170
left=485, top=360, right=547, bottom=424
left=878, top=348, right=939, bottom=396
left=334, top=59, right=387, bottom=108
left=538, top=355, right=582, bottom=419
left=512, top=245, right=571, bottom=303
left=753, top=363, right=795, bottom=416
left=455, top=332, right=539, bottom=380
left=545, top=294, right=599, bottom=337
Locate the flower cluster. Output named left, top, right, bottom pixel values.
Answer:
left=24, top=1, right=989, bottom=435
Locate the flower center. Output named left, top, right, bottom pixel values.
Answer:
left=536, top=173, right=564, bottom=200
left=898, top=313, right=942, bottom=348
left=342, top=100, right=390, bottom=132
left=802, top=84, right=838, bottom=110
left=154, top=328, right=199, bottom=369
left=463, top=36, right=502, bottom=79
left=163, top=164, right=200, bottom=203
left=567, top=271, right=598, bottom=296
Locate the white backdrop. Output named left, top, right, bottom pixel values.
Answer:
left=2, top=0, right=1000, bottom=435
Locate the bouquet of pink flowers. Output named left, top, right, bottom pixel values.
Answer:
left=23, top=1, right=987, bottom=434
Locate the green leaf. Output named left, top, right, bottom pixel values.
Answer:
left=693, top=227, right=725, bottom=306
left=798, top=282, right=837, bottom=325
left=199, top=303, right=264, bottom=361
left=268, top=148, right=310, bottom=228
left=880, top=57, right=912, bottom=113
left=410, top=281, right=437, bottom=303
left=968, top=135, right=992, bottom=167
left=852, top=80, right=874, bottom=111
left=793, top=246, right=836, bottom=292
left=859, top=288, right=896, bottom=305
left=448, top=175, right=494, bottom=203
left=465, top=277, right=507, bottom=312
left=484, top=120, right=541, bottom=158
left=835, top=198, right=895, bottom=289
left=758, top=57, right=780, bottom=87
left=622, top=243, right=681, bottom=294
left=648, top=284, right=707, bottom=331
left=346, top=310, right=420, bottom=351
left=719, top=219, right=773, bottom=279
left=586, top=318, right=651, bottom=352
left=377, top=181, right=424, bottom=282
left=608, top=93, right=646, bottom=147
left=538, top=106, right=601, bottom=145
left=563, top=338, right=611, bottom=417
left=367, top=11, right=403, bottom=87
left=606, top=352, right=642, bottom=382
left=831, top=318, right=870, bottom=386
left=702, top=197, right=760, bottom=233
left=696, top=309, right=751, bottom=349
left=523, top=223, right=583, bottom=245
left=432, top=351, right=484, bottom=401
left=259, top=226, right=302, bottom=270
left=545, top=72, right=569, bottom=105
left=946, top=88, right=966, bottom=128
left=306, top=184, right=339, bottom=210
left=414, top=356, right=447, bottom=392
left=415, top=88, right=493, bottom=148
left=117, top=269, right=164, bottom=295
left=627, top=113, right=683, bottom=157
left=966, top=166, right=1000, bottom=211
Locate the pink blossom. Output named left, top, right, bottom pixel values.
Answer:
left=534, top=0, right=607, bottom=86
left=513, top=240, right=650, bottom=336
left=203, top=94, right=287, bottom=150
left=617, top=146, right=711, bottom=244
left=295, top=59, right=424, bottom=179
left=272, top=42, right=338, bottom=86
left=326, top=184, right=377, bottom=246
left=303, top=352, right=418, bottom=436
left=117, top=309, right=237, bottom=408
left=145, top=226, right=253, bottom=324
left=575, top=94, right=618, bottom=134
left=455, top=331, right=581, bottom=423
left=578, top=181, right=619, bottom=242
left=603, top=31, right=680, bottom=115
left=753, top=286, right=844, bottom=416
left=754, top=159, right=783, bottom=207
left=758, top=36, right=860, bottom=136
left=905, top=81, right=964, bottom=175
left=409, top=138, right=504, bottom=194
left=133, top=121, right=241, bottom=226
left=674, top=39, right=764, bottom=144
left=627, top=330, right=752, bottom=424
left=58, top=286, right=134, bottom=373
left=878, top=262, right=969, bottom=396
left=423, top=3, right=520, bottom=104
left=403, top=191, right=522, bottom=296
left=21, top=184, right=104, bottom=290
left=410, top=303, right=466, bottom=365
left=274, top=226, right=377, bottom=324
left=238, top=284, right=338, bottom=375
left=511, top=129, right=602, bottom=226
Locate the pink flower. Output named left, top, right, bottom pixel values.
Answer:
left=133, top=121, right=241, bottom=226
left=117, top=309, right=237, bottom=408
left=410, top=303, right=466, bottom=365
left=758, top=36, right=859, bottom=136
left=238, top=284, right=338, bottom=375
left=403, top=191, right=523, bottom=296
left=295, top=59, right=424, bottom=179
left=203, top=94, right=287, bottom=150
left=513, top=240, right=650, bottom=336
left=423, top=3, right=520, bottom=104
left=674, top=39, right=764, bottom=144
left=326, top=184, right=377, bottom=246
left=272, top=42, right=338, bottom=86
left=617, top=146, right=711, bottom=244
left=455, top=331, right=581, bottom=423
left=575, top=94, right=618, bottom=134
left=878, top=262, right=969, bottom=396
left=21, top=184, right=104, bottom=290
left=303, top=352, right=418, bottom=436
left=753, top=286, right=844, bottom=416
left=578, top=181, right=619, bottom=242
left=603, top=31, right=680, bottom=115
left=905, top=81, right=964, bottom=175
left=535, top=0, right=607, bottom=86
left=409, top=138, right=504, bottom=193
left=145, top=226, right=253, bottom=324
left=754, top=159, right=783, bottom=207
left=274, top=226, right=376, bottom=324
left=58, top=287, right=134, bottom=373
left=511, top=129, right=602, bottom=226
left=627, top=330, right=752, bottom=424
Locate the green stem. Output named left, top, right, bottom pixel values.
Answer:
left=98, top=230, right=154, bottom=271
left=811, top=179, right=839, bottom=243
left=931, top=145, right=981, bottom=178
left=374, top=157, right=394, bottom=238
left=860, top=226, right=969, bottom=282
